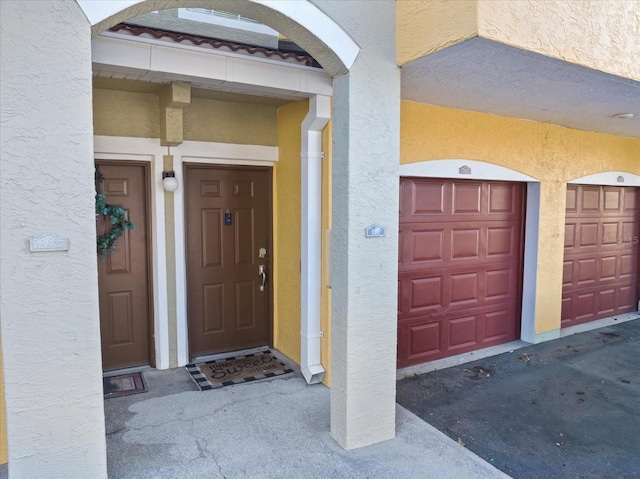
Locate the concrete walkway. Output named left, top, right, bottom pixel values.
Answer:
left=105, top=364, right=508, bottom=478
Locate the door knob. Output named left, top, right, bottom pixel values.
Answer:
left=258, top=264, right=266, bottom=292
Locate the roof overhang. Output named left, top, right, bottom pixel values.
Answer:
left=401, top=38, right=640, bottom=139
left=92, top=30, right=332, bottom=100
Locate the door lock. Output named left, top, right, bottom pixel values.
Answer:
left=258, top=264, right=266, bottom=292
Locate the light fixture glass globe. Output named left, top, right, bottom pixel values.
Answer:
left=163, top=176, right=179, bottom=192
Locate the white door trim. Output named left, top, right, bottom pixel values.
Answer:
left=399, top=159, right=541, bottom=345
left=94, top=135, right=278, bottom=368
left=94, top=135, right=170, bottom=369
left=568, top=171, right=640, bottom=186
left=172, top=142, right=278, bottom=366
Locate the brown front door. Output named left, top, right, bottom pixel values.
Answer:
left=398, top=178, right=525, bottom=368
left=185, top=165, right=271, bottom=359
left=562, top=185, right=640, bottom=327
left=97, top=162, right=153, bottom=371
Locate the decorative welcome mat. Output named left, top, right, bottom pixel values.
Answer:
left=103, top=372, right=147, bottom=399
left=186, top=350, right=293, bottom=391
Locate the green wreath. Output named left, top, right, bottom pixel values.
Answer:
left=96, top=193, right=135, bottom=258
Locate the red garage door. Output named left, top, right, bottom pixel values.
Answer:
left=562, top=185, right=640, bottom=327
left=398, top=178, right=524, bottom=368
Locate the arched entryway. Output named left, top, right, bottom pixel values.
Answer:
left=0, top=1, right=400, bottom=476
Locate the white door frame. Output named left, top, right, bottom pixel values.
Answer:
left=398, top=159, right=541, bottom=343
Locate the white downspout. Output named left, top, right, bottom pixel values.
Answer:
left=301, top=95, right=331, bottom=384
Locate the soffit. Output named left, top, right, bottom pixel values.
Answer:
left=401, top=38, right=640, bottom=139
left=92, top=77, right=291, bottom=106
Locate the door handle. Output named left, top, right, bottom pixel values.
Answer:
left=258, top=264, right=266, bottom=292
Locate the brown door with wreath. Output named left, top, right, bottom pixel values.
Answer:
left=185, top=165, right=271, bottom=359
left=96, top=161, right=153, bottom=371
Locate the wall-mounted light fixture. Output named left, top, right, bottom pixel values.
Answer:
left=162, top=171, right=179, bottom=192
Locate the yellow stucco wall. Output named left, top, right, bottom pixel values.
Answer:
left=93, top=89, right=279, bottom=145
left=273, top=100, right=308, bottom=364
left=1, top=334, right=7, bottom=465
left=321, top=120, right=332, bottom=386
left=397, top=1, right=639, bottom=81
left=477, top=0, right=640, bottom=82
left=272, top=102, right=332, bottom=383
left=401, top=100, right=640, bottom=333
left=397, top=0, right=478, bottom=66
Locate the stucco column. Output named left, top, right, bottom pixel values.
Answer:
left=0, top=2, right=107, bottom=477
left=532, top=180, right=567, bottom=341
left=327, top=1, right=400, bottom=450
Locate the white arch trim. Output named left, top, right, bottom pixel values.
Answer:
left=77, top=0, right=359, bottom=71
left=399, top=159, right=538, bottom=182
left=568, top=171, right=640, bottom=186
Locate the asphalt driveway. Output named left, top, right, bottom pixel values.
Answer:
left=397, top=319, right=640, bottom=479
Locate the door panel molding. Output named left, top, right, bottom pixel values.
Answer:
left=184, top=164, right=272, bottom=359
left=96, top=160, right=154, bottom=370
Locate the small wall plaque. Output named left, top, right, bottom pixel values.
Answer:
left=459, top=165, right=472, bottom=175
left=365, top=224, right=386, bottom=238
left=617, top=175, right=625, bottom=183
left=29, top=233, right=69, bottom=252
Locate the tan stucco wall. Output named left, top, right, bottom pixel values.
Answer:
left=401, top=100, right=640, bottom=333
left=272, top=100, right=307, bottom=364
left=397, top=0, right=640, bottom=81
left=93, top=89, right=279, bottom=146
left=0, top=334, right=6, bottom=465
left=477, top=0, right=640, bottom=81
left=183, top=98, right=278, bottom=146
left=397, top=0, right=478, bottom=65
left=93, top=89, right=160, bottom=138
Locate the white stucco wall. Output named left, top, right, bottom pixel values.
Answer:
left=314, top=0, right=401, bottom=450
left=1, top=2, right=401, bottom=474
left=477, top=0, right=640, bottom=81
left=0, top=1, right=107, bottom=477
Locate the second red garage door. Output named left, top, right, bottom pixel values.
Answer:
left=562, top=185, right=640, bottom=327
left=398, top=178, right=525, bottom=368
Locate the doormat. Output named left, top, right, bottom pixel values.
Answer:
left=103, top=372, right=147, bottom=399
left=186, top=350, right=293, bottom=391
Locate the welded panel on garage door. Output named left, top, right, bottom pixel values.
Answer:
left=398, top=178, right=524, bottom=368
left=562, top=185, right=639, bottom=327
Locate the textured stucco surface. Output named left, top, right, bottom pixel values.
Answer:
left=396, top=0, right=478, bottom=65
left=318, top=0, right=401, bottom=450
left=0, top=1, right=107, bottom=477
left=93, top=89, right=279, bottom=146
left=401, top=101, right=640, bottom=334
left=320, top=120, right=332, bottom=387
left=477, top=0, right=640, bottom=81
left=93, top=89, right=161, bottom=138
left=273, top=100, right=307, bottom=365
left=0, top=334, right=6, bottom=465
left=183, top=98, right=278, bottom=145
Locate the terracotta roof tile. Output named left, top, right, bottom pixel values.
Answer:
left=110, top=23, right=318, bottom=67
